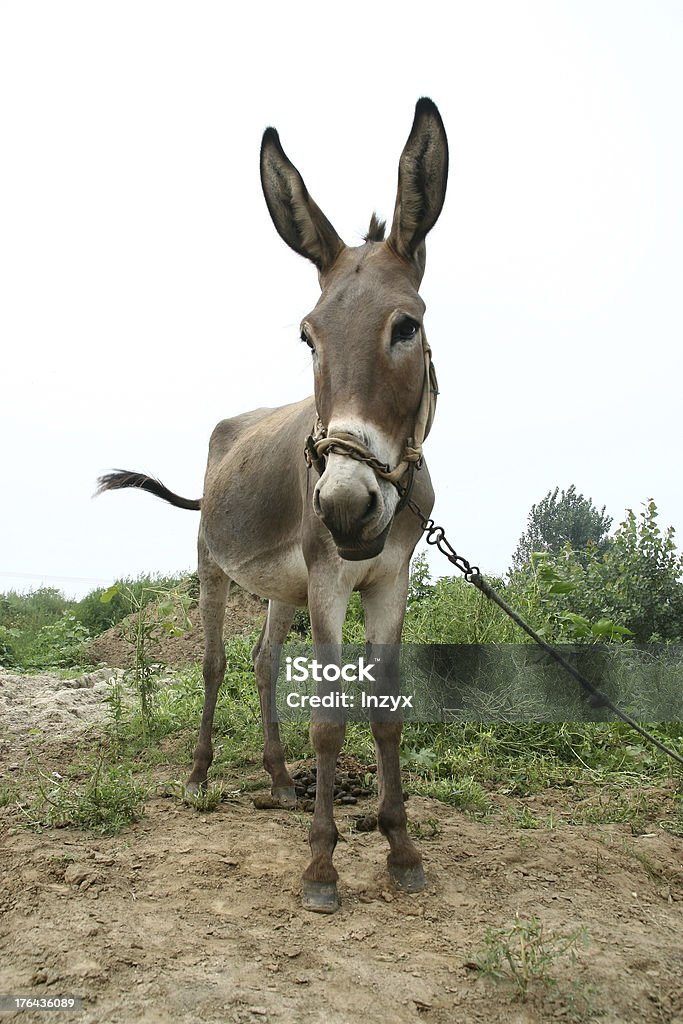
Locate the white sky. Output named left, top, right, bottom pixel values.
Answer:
left=1, top=1, right=681, bottom=600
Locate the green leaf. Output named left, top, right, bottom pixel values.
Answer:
left=559, top=612, right=591, bottom=638
left=537, top=567, right=562, bottom=585
left=561, top=612, right=591, bottom=628
left=590, top=618, right=634, bottom=638
left=548, top=581, right=575, bottom=595
left=100, top=584, right=120, bottom=605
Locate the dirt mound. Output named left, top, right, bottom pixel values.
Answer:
left=86, top=588, right=266, bottom=669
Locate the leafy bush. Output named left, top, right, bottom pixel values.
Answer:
left=596, top=501, right=683, bottom=642
left=509, top=501, right=683, bottom=644
left=0, top=588, right=75, bottom=665
left=512, top=485, right=612, bottom=570
left=0, top=624, right=19, bottom=667
left=29, top=612, right=91, bottom=668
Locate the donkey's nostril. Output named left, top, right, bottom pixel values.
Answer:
left=362, top=490, right=380, bottom=524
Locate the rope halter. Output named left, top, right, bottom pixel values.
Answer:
left=304, top=336, right=438, bottom=504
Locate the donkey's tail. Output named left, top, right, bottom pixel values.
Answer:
left=96, top=470, right=202, bottom=511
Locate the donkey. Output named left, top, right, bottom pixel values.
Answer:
left=98, top=98, right=448, bottom=913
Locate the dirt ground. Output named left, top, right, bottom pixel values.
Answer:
left=1, top=668, right=682, bottom=1024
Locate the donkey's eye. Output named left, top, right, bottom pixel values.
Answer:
left=391, top=318, right=420, bottom=345
left=300, top=327, right=315, bottom=352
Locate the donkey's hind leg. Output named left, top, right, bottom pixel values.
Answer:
left=186, top=537, right=230, bottom=796
left=252, top=600, right=297, bottom=807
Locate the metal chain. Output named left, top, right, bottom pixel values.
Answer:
left=404, top=495, right=482, bottom=582
left=401, top=492, right=683, bottom=770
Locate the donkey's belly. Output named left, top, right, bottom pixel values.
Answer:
left=206, top=532, right=309, bottom=607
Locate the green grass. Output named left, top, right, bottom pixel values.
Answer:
left=0, top=784, right=18, bottom=808
left=9, top=624, right=682, bottom=838
left=21, top=756, right=146, bottom=834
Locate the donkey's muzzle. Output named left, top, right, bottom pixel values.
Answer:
left=313, top=469, right=391, bottom=560
left=333, top=520, right=393, bottom=561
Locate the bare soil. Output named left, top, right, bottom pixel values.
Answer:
left=1, top=668, right=682, bottom=1023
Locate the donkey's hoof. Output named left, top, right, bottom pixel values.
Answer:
left=272, top=786, right=297, bottom=809
left=184, top=780, right=207, bottom=801
left=302, top=880, right=339, bottom=914
left=389, top=863, right=425, bottom=893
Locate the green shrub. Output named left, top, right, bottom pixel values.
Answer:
left=28, top=612, right=91, bottom=668
left=0, top=624, right=19, bottom=667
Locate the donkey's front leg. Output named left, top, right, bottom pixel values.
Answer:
left=302, top=581, right=352, bottom=913
left=252, top=600, right=297, bottom=807
left=362, top=571, right=425, bottom=893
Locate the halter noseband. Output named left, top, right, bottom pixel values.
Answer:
left=304, top=336, right=438, bottom=506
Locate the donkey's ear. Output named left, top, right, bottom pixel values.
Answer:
left=387, top=98, right=449, bottom=268
left=260, top=128, right=344, bottom=274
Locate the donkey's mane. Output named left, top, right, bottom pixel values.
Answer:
left=364, top=212, right=386, bottom=242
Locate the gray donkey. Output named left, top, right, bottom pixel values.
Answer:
left=98, top=97, right=448, bottom=913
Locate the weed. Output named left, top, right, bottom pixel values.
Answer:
left=514, top=807, right=543, bottom=829
left=101, top=581, right=192, bottom=738
left=22, top=756, right=145, bottom=834
left=597, top=834, right=668, bottom=883
left=570, top=788, right=658, bottom=831
left=408, top=775, right=494, bottom=817
left=181, top=784, right=229, bottom=812
left=472, top=913, right=589, bottom=1004
left=408, top=817, right=443, bottom=840
left=29, top=613, right=91, bottom=669
left=0, top=784, right=17, bottom=808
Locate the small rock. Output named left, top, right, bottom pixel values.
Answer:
left=252, top=794, right=281, bottom=810
left=64, top=864, right=94, bottom=887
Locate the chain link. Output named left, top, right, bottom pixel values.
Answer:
left=404, top=494, right=481, bottom=582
